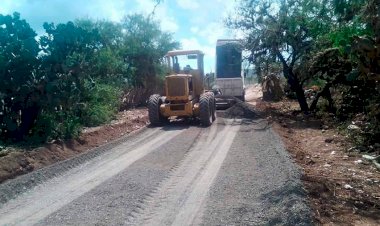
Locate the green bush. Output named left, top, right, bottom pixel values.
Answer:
left=28, top=82, right=121, bottom=143
left=30, top=111, right=82, bottom=142
left=81, top=82, right=121, bottom=127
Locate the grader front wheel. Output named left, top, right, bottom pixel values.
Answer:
left=148, top=94, right=166, bottom=126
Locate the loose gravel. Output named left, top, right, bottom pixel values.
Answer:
left=0, top=101, right=312, bottom=225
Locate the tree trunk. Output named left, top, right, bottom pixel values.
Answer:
left=310, top=83, right=334, bottom=112
left=276, top=51, right=309, bottom=112
left=293, top=81, right=309, bottom=112
left=255, top=63, right=263, bottom=83
left=283, top=66, right=309, bottom=112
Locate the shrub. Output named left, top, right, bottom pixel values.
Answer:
left=81, top=82, right=121, bottom=127
left=30, top=111, right=82, bottom=142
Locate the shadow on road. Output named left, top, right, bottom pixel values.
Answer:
left=147, top=101, right=269, bottom=130
left=147, top=118, right=203, bottom=131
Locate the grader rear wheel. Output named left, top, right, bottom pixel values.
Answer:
left=199, top=93, right=212, bottom=126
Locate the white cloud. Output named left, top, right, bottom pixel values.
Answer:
left=177, top=0, right=240, bottom=72
left=218, top=0, right=237, bottom=17
left=176, top=0, right=200, bottom=10
left=90, top=0, right=127, bottom=22
left=161, top=18, right=179, bottom=33
left=133, top=0, right=156, bottom=14
left=198, top=22, right=228, bottom=45
left=181, top=38, right=200, bottom=49
left=181, top=38, right=212, bottom=55
left=181, top=38, right=215, bottom=72
left=190, top=26, right=199, bottom=34
left=133, top=0, right=179, bottom=32
left=154, top=8, right=179, bottom=32
left=0, top=0, right=23, bottom=13
left=0, top=0, right=130, bottom=34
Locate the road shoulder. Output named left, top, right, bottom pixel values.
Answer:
left=252, top=97, right=380, bottom=225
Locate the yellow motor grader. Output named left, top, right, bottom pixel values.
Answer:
left=148, top=50, right=216, bottom=126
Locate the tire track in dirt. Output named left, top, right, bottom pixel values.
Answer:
left=0, top=128, right=184, bottom=226
left=129, top=118, right=241, bottom=225
left=0, top=126, right=157, bottom=205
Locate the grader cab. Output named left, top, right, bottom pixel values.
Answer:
left=148, top=50, right=216, bottom=126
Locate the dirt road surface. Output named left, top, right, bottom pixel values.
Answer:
left=0, top=105, right=311, bottom=225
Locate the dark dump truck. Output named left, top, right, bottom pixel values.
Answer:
left=214, top=39, right=245, bottom=108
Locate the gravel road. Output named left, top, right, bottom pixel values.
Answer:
left=0, top=104, right=311, bottom=225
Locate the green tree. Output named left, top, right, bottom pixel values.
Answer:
left=0, top=12, right=180, bottom=143
left=0, top=12, right=41, bottom=141
left=75, top=19, right=130, bottom=84
left=348, top=0, right=380, bottom=144
left=121, top=14, right=180, bottom=89
left=228, top=0, right=335, bottom=111
left=37, top=21, right=106, bottom=139
left=230, top=0, right=379, bottom=145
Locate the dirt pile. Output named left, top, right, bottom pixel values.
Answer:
left=224, top=100, right=257, bottom=119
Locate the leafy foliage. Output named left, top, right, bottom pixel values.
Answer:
left=228, top=0, right=335, bottom=111
left=121, top=14, right=180, bottom=88
left=81, top=82, right=121, bottom=127
left=0, top=12, right=41, bottom=141
left=0, top=12, right=178, bottom=143
left=231, top=0, right=380, bottom=146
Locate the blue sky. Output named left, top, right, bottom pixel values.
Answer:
left=0, top=0, right=241, bottom=73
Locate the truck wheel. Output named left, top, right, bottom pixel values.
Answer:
left=240, top=90, right=245, bottom=102
left=148, top=94, right=166, bottom=125
left=199, top=93, right=212, bottom=126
